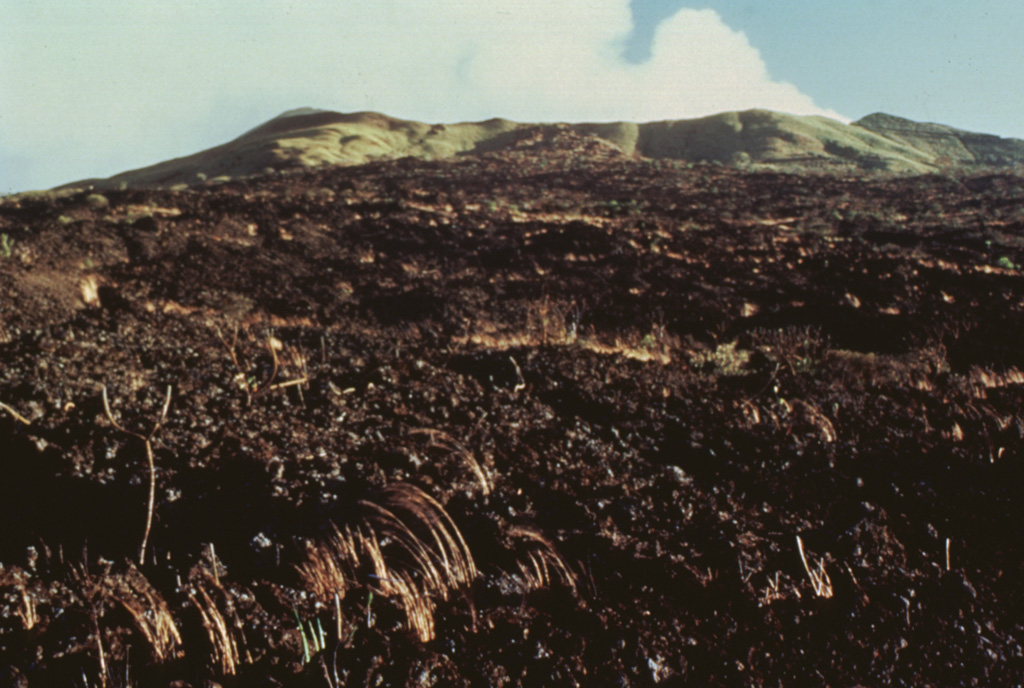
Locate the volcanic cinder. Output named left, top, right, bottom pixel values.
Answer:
left=1, top=113, right=1023, bottom=686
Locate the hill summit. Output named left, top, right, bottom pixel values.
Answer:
left=65, top=108, right=1024, bottom=189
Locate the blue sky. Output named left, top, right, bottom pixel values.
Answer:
left=629, top=1, right=1024, bottom=134
left=2, top=1, right=1022, bottom=193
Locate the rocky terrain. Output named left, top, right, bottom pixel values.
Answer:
left=3, top=128, right=1024, bottom=686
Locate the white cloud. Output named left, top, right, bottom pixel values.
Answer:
left=631, top=9, right=848, bottom=122
left=1, top=1, right=845, bottom=190
left=444, top=6, right=846, bottom=123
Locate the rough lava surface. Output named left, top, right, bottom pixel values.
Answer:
left=2, top=128, right=1024, bottom=686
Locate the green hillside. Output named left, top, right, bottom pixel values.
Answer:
left=63, top=108, right=1024, bottom=189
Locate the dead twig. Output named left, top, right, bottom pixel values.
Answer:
left=102, top=385, right=172, bottom=566
left=0, top=400, right=32, bottom=425
left=93, top=615, right=108, bottom=688
left=509, top=356, right=526, bottom=393
left=214, top=325, right=308, bottom=404
left=267, top=377, right=310, bottom=391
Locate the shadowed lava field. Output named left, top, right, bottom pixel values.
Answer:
left=2, top=131, right=1024, bottom=686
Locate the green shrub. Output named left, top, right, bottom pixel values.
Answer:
left=85, top=193, right=109, bottom=210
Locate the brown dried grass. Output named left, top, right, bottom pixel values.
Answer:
left=297, top=482, right=477, bottom=642
left=0, top=567, right=38, bottom=630
left=409, top=428, right=491, bottom=494
left=509, top=527, right=578, bottom=594
left=107, top=563, right=181, bottom=663
left=185, top=561, right=254, bottom=676
left=796, top=535, right=833, bottom=599
left=188, top=583, right=240, bottom=676
left=69, top=560, right=182, bottom=666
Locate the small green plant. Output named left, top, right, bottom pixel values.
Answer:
left=0, top=233, right=12, bottom=258
left=996, top=255, right=1018, bottom=270
left=294, top=609, right=328, bottom=664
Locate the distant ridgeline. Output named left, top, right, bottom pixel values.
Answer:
left=63, top=108, right=1024, bottom=189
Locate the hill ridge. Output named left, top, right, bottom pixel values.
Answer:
left=62, top=108, right=1024, bottom=189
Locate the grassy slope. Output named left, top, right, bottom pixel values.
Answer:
left=62, top=108, right=1024, bottom=190
left=634, top=110, right=934, bottom=170
left=856, top=112, right=1024, bottom=166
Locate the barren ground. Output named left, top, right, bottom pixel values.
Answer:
left=2, top=133, right=1024, bottom=686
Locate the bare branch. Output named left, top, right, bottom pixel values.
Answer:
left=0, top=400, right=32, bottom=426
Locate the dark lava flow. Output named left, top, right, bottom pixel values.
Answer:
left=1, top=136, right=1024, bottom=685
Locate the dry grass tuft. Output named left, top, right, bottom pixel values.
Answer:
left=796, top=535, right=833, bottom=599
left=68, top=560, right=182, bottom=668
left=511, top=529, right=579, bottom=594
left=365, top=483, right=478, bottom=592
left=185, top=561, right=252, bottom=676
left=382, top=570, right=437, bottom=643
left=188, top=583, right=241, bottom=676
left=969, top=365, right=1024, bottom=393
left=790, top=399, right=837, bottom=444
left=69, top=560, right=113, bottom=685
left=297, top=483, right=477, bottom=642
left=299, top=529, right=358, bottom=603
left=509, top=527, right=579, bottom=594
left=409, top=428, right=491, bottom=494
left=107, top=563, right=181, bottom=663
left=0, top=567, right=39, bottom=630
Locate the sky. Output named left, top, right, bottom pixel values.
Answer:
left=2, top=1, right=1022, bottom=193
